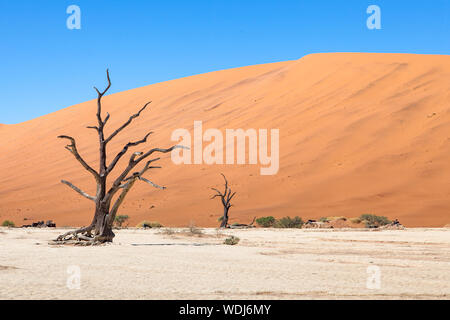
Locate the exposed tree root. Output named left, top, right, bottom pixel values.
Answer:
left=55, top=226, right=94, bottom=242
left=51, top=225, right=113, bottom=246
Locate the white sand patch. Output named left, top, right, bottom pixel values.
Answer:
left=0, top=227, right=449, bottom=299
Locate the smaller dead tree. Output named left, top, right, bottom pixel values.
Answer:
left=211, top=174, right=236, bottom=228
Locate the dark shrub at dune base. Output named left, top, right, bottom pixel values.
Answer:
left=256, top=216, right=276, bottom=228
left=360, top=214, right=391, bottom=228
left=2, top=220, right=15, bottom=227
left=274, top=216, right=304, bottom=229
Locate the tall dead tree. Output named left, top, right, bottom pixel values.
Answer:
left=56, top=70, right=181, bottom=244
left=211, top=174, right=236, bottom=228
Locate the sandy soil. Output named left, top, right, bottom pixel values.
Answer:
left=0, top=227, right=449, bottom=300
left=1, top=53, right=450, bottom=228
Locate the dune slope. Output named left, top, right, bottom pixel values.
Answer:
left=1, top=53, right=450, bottom=227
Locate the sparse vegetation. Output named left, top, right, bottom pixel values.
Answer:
left=159, top=228, right=175, bottom=235
left=319, top=217, right=330, bottom=223
left=255, top=216, right=304, bottom=228
left=360, top=214, right=391, bottom=228
left=2, top=220, right=15, bottom=227
left=114, top=215, right=129, bottom=228
left=350, top=217, right=362, bottom=224
left=224, top=236, right=240, bottom=245
left=274, top=216, right=304, bottom=228
left=256, top=216, right=276, bottom=228
left=188, top=221, right=203, bottom=236
left=136, top=221, right=163, bottom=228
left=327, top=216, right=347, bottom=222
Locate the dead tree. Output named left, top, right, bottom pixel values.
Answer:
left=55, top=70, right=181, bottom=244
left=211, top=174, right=236, bottom=228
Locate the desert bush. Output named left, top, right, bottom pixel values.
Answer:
left=188, top=221, right=203, bottom=236
left=319, top=217, right=330, bottom=223
left=274, top=216, right=304, bottom=228
left=256, top=216, right=276, bottom=228
left=136, top=221, right=163, bottom=228
left=159, top=228, right=175, bottom=235
left=350, top=217, right=362, bottom=224
left=359, top=214, right=391, bottom=228
left=114, top=215, right=129, bottom=227
left=2, top=220, right=15, bottom=227
left=223, top=236, right=240, bottom=245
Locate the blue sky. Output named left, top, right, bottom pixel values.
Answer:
left=0, top=0, right=449, bottom=124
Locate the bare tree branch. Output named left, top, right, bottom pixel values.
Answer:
left=86, top=126, right=99, bottom=131
left=104, top=102, right=152, bottom=144
left=61, top=180, right=96, bottom=201
left=118, top=181, right=132, bottom=189
left=220, top=173, right=228, bottom=195
left=135, top=145, right=187, bottom=166
left=138, top=158, right=161, bottom=175
left=228, top=191, right=237, bottom=203
left=122, top=158, right=161, bottom=183
left=106, top=131, right=153, bottom=174
left=103, top=112, right=110, bottom=126
left=93, top=69, right=111, bottom=126
left=58, top=135, right=100, bottom=181
left=139, top=177, right=166, bottom=190
left=211, top=187, right=222, bottom=196
left=107, top=178, right=137, bottom=227
left=108, top=145, right=184, bottom=196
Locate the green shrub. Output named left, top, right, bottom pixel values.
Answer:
left=256, top=216, right=276, bottom=228
left=274, top=216, right=304, bottom=228
left=224, top=236, right=240, bottom=245
left=136, top=221, right=163, bottom=228
left=114, top=215, right=129, bottom=227
left=2, top=220, right=15, bottom=227
left=359, top=214, right=391, bottom=228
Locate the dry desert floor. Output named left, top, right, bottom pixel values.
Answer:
left=0, top=227, right=449, bottom=299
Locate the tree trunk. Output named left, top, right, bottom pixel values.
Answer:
left=220, top=206, right=229, bottom=228
left=93, top=207, right=115, bottom=242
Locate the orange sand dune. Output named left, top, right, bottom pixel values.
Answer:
left=1, top=53, right=450, bottom=227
